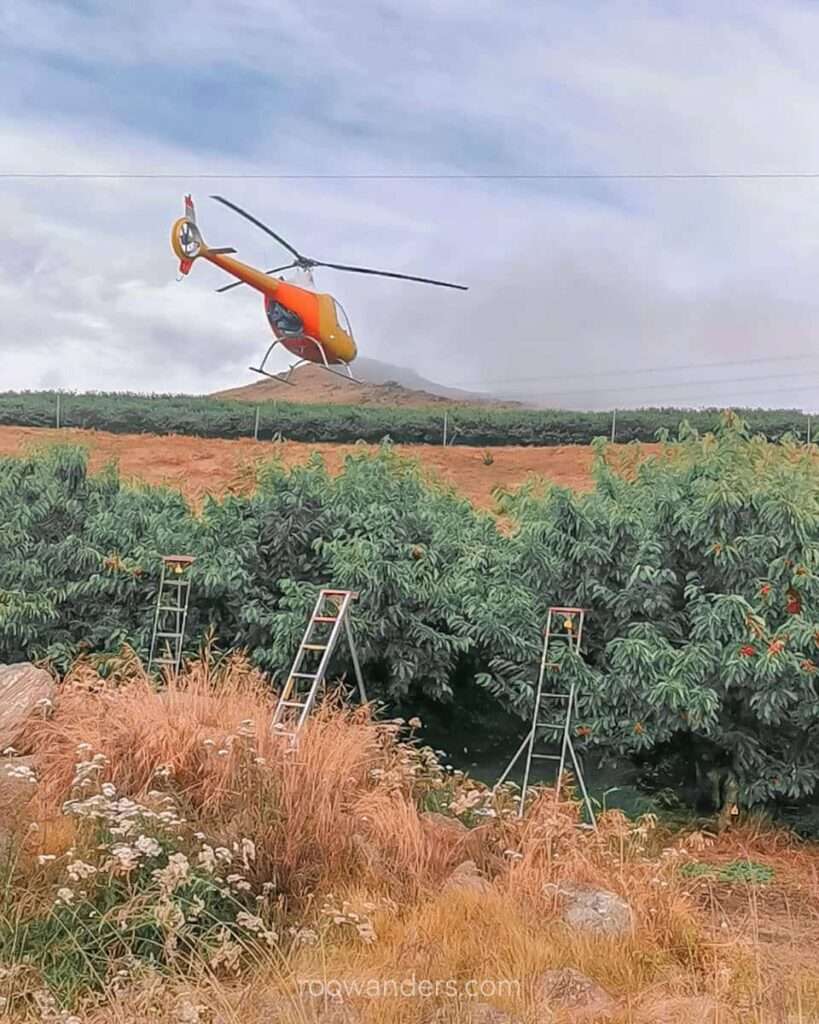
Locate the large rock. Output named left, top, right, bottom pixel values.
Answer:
left=0, top=663, right=55, bottom=753
left=634, top=995, right=738, bottom=1024
left=534, top=968, right=618, bottom=1020
left=442, top=860, right=493, bottom=896
left=420, top=811, right=469, bottom=837
left=555, top=884, right=633, bottom=937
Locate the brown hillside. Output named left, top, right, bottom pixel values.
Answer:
left=214, top=363, right=515, bottom=408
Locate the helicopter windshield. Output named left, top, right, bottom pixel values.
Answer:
left=333, top=298, right=352, bottom=334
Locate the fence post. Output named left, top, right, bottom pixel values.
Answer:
left=254, top=407, right=260, bottom=442
left=56, top=392, right=61, bottom=430
left=808, top=416, right=812, bottom=445
left=443, top=412, right=448, bottom=447
left=610, top=408, right=616, bottom=444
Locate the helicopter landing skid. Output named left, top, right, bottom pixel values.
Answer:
left=248, top=364, right=297, bottom=386
left=250, top=335, right=361, bottom=385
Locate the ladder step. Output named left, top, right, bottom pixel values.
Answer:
left=158, top=606, right=183, bottom=613
left=540, top=692, right=570, bottom=699
left=279, top=700, right=308, bottom=709
left=302, top=644, right=328, bottom=651
left=313, top=615, right=338, bottom=623
left=531, top=753, right=562, bottom=760
left=290, top=672, right=318, bottom=680
left=537, top=722, right=565, bottom=730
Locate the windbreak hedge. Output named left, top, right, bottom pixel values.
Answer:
left=1, top=415, right=818, bottom=809
left=0, top=390, right=812, bottom=446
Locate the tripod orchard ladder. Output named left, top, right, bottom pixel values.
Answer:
left=271, top=589, right=367, bottom=743
left=148, top=555, right=194, bottom=675
left=496, top=606, right=596, bottom=828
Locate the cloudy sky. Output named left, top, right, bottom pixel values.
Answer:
left=2, top=0, right=819, bottom=409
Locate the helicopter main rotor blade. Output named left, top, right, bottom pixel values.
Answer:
left=313, top=261, right=468, bottom=291
left=215, top=262, right=298, bottom=294
left=210, top=195, right=304, bottom=260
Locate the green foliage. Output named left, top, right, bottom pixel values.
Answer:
left=1, top=414, right=818, bottom=811
left=0, top=390, right=813, bottom=445
left=680, top=859, right=775, bottom=885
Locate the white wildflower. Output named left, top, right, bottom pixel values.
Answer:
left=236, top=911, right=264, bottom=932
left=55, top=887, right=75, bottom=906
left=109, top=844, right=140, bottom=872
left=66, top=859, right=97, bottom=882
left=153, top=852, right=190, bottom=892
left=135, top=835, right=162, bottom=858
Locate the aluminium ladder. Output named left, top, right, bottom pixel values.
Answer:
left=147, top=555, right=194, bottom=676
left=271, top=589, right=367, bottom=742
left=495, top=606, right=596, bottom=828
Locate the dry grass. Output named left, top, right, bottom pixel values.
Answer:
left=4, top=658, right=819, bottom=1023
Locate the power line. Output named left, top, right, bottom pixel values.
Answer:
left=485, top=367, right=819, bottom=401
left=458, top=353, right=819, bottom=389
left=5, top=172, right=819, bottom=181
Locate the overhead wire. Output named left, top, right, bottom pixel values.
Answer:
left=457, top=353, right=819, bottom=389
left=5, top=172, right=819, bottom=180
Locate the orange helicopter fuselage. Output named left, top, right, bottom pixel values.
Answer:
left=170, top=216, right=357, bottom=366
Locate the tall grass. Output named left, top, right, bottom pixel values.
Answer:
left=0, top=657, right=816, bottom=1022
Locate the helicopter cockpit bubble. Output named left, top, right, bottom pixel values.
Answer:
left=333, top=298, right=352, bottom=334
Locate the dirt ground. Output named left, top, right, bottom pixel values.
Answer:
left=0, top=426, right=654, bottom=509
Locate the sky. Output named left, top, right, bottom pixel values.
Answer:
left=1, top=0, right=819, bottom=410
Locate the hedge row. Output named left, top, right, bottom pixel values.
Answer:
left=0, top=390, right=812, bottom=446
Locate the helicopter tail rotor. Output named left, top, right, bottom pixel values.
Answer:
left=171, top=195, right=236, bottom=276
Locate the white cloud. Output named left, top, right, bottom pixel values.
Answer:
left=1, top=1, right=819, bottom=408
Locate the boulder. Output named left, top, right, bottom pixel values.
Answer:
left=534, top=968, right=618, bottom=1020
left=555, top=884, right=633, bottom=937
left=442, top=860, right=493, bottom=896
left=0, top=663, right=55, bottom=753
left=420, top=811, right=469, bottom=836
left=634, top=995, right=737, bottom=1024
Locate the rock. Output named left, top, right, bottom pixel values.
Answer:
left=466, top=1002, right=519, bottom=1024
left=534, top=968, right=618, bottom=1020
left=0, top=663, right=55, bottom=753
left=555, top=884, right=633, bottom=937
left=442, top=859, right=493, bottom=896
left=634, top=995, right=737, bottom=1024
left=421, top=811, right=469, bottom=835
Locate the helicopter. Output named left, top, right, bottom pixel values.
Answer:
left=170, top=195, right=468, bottom=385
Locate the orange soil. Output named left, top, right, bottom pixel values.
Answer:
left=0, top=427, right=659, bottom=509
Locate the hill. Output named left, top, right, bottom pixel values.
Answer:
left=214, top=357, right=519, bottom=408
